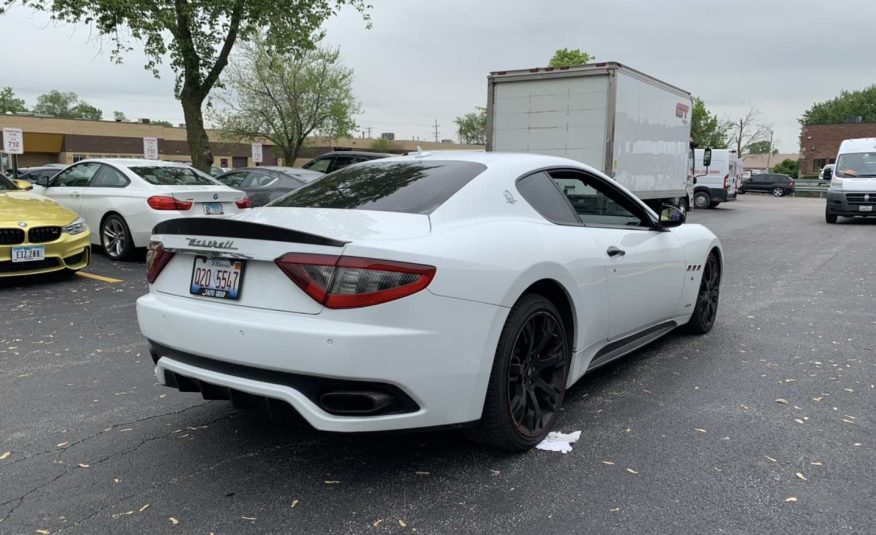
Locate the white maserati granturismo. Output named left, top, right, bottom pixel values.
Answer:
left=136, top=152, right=722, bottom=451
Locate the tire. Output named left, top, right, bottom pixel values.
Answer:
left=772, top=187, right=786, bottom=197
left=825, top=207, right=838, bottom=224
left=708, top=202, right=721, bottom=209
left=737, top=188, right=746, bottom=194
left=685, top=252, right=721, bottom=335
left=101, top=214, right=136, bottom=261
left=693, top=191, right=711, bottom=209
left=473, top=294, right=571, bottom=451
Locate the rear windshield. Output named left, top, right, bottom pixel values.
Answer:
left=130, top=166, right=217, bottom=186
left=836, top=152, right=876, bottom=178
left=270, top=160, right=486, bottom=214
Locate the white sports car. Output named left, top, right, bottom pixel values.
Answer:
left=33, top=159, right=251, bottom=260
left=136, top=152, right=722, bottom=451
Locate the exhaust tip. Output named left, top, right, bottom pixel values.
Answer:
left=319, top=391, right=395, bottom=415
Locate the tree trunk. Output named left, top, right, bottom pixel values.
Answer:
left=181, top=93, right=213, bottom=172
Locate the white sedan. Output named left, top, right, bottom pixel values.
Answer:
left=33, top=159, right=251, bottom=260
left=136, top=152, right=722, bottom=450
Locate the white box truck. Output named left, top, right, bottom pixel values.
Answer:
left=487, top=62, right=695, bottom=211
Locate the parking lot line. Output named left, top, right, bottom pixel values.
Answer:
left=75, top=271, right=124, bottom=284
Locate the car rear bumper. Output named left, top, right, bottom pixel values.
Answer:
left=136, top=290, right=508, bottom=432
left=827, top=190, right=876, bottom=216
left=708, top=187, right=736, bottom=202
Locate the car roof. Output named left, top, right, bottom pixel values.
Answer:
left=838, top=138, right=876, bottom=154
left=75, top=158, right=194, bottom=168
left=312, top=151, right=394, bottom=158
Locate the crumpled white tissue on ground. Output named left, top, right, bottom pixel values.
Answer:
left=535, top=430, right=582, bottom=453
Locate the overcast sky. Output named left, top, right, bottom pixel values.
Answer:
left=2, top=0, right=875, bottom=152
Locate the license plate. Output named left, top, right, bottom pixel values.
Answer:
left=204, top=202, right=224, bottom=215
left=860, top=205, right=873, bottom=212
left=11, top=245, right=45, bottom=263
left=190, top=257, right=245, bottom=300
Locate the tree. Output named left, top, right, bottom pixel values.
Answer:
left=372, top=138, right=392, bottom=152
left=113, top=111, right=128, bottom=122
left=690, top=97, right=729, bottom=148
left=151, top=120, right=174, bottom=127
left=0, top=87, right=27, bottom=113
left=454, top=107, right=487, bottom=145
left=800, top=85, right=876, bottom=125
left=32, top=90, right=102, bottom=119
left=747, top=140, right=778, bottom=154
left=772, top=158, right=799, bottom=177
left=214, top=38, right=361, bottom=164
left=549, top=48, right=593, bottom=67
left=3, top=1, right=370, bottom=172
left=728, top=109, right=771, bottom=156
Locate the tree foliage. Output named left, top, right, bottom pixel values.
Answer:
left=113, top=111, right=128, bottom=122
left=454, top=107, right=487, bottom=145
left=371, top=137, right=392, bottom=152
left=800, top=85, right=876, bottom=125
left=214, top=38, right=360, bottom=164
left=32, top=90, right=102, bottom=120
left=151, top=119, right=174, bottom=127
left=690, top=98, right=729, bottom=148
left=0, top=87, right=27, bottom=113
left=548, top=48, right=593, bottom=67
left=747, top=140, right=778, bottom=154
left=2, top=0, right=370, bottom=171
left=728, top=109, right=771, bottom=155
left=772, top=158, right=799, bottom=177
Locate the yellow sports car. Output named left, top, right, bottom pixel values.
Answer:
left=1, top=175, right=91, bottom=277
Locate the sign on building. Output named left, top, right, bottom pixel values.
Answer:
left=143, top=137, right=159, bottom=160
left=252, top=143, right=263, bottom=164
left=2, top=128, right=24, bottom=154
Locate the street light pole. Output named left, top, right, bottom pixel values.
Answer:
left=766, top=129, right=775, bottom=171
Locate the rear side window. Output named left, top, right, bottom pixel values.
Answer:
left=272, top=160, right=486, bottom=214
left=517, top=172, right=579, bottom=225
left=130, top=166, right=216, bottom=186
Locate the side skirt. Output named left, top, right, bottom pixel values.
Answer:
left=586, top=320, right=678, bottom=372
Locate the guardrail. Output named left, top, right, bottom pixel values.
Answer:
left=791, top=179, right=829, bottom=198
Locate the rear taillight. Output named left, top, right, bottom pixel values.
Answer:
left=275, top=253, right=436, bottom=309
left=147, top=196, right=192, bottom=211
left=146, top=241, right=175, bottom=283
left=235, top=196, right=253, bottom=209
left=723, top=174, right=730, bottom=189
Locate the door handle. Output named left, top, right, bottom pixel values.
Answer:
left=606, top=246, right=625, bottom=257
left=71, top=191, right=80, bottom=198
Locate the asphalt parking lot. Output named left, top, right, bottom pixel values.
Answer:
left=1, top=194, right=873, bottom=535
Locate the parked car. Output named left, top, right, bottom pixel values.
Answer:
left=0, top=174, right=91, bottom=277
left=138, top=151, right=723, bottom=451
left=215, top=166, right=323, bottom=206
left=301, top=151, right=392, bottom=174
left=825, top=137, right=876, bottom=223
left=16, top=165, right=67, bottom=184
left=738, top=173, right=795, bottom=197
left=31, top=159, right=251, bottom=261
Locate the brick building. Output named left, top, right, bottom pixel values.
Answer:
left=0, top=115, right=483, bottom=169
left=799, top=122, right=876, bottom=175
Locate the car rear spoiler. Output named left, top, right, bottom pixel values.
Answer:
left=152, top=218, right=349, bottom=247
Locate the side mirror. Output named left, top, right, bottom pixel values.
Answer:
left=15, top=179, right=33, bottom=190
left=703, top=148, right=712, bottom=168
left=36, top=176, right=50, bottom=187
left=693, top=177, right=698, bottom=185
left=660, top=205, right=686, bottom=228
left=823, top=168, right=832, bottom=180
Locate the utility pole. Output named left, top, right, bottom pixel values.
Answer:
left=365, top=127, right=372, bottom=139
left=766, top=128, right=775, bottom=170
left=433, top=120, right=439, bottom=143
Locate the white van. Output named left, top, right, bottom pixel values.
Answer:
left=825, top=138, right=876, bottom=223
left=693, top=149, right=737, bottom=209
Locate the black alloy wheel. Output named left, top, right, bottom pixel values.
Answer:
left=473, top=294, right=570, bottom=451
left=685, top=253, right=721, bottom=334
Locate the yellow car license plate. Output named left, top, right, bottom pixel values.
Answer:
left=12, top=245, right=45, bottom=263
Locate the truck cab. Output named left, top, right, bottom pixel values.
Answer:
left=693, top=148, right=737, bottom=209
left=825, top=137, right=876, bottom=223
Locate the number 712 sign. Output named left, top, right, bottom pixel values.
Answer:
left=2, top=128, right=24, bottom=155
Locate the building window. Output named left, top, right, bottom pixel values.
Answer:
left=813, top=158, right=827, bottom=172
left=220, top=158, right=229, bottom=168
left=829, top=158, right=836, bottom=164
left=73, top=154, right=87, bottom=163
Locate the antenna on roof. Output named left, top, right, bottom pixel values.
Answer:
left=413, top=145, right=431, bottom=159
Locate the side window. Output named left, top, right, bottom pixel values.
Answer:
left=548, top=170, right=650, bottom=228
left=89, top=165, right=130, bottom=188
left=52, top=163, right=100, bottom=187
left=305, top=157, right=331, bottom=173
left=328, top=156, right=355, bottom=173
left=240, top=172, right=277, bottom=188
left=517, top=172, right=579, bottom=225
left=220, top=171, right=247, bottom=187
